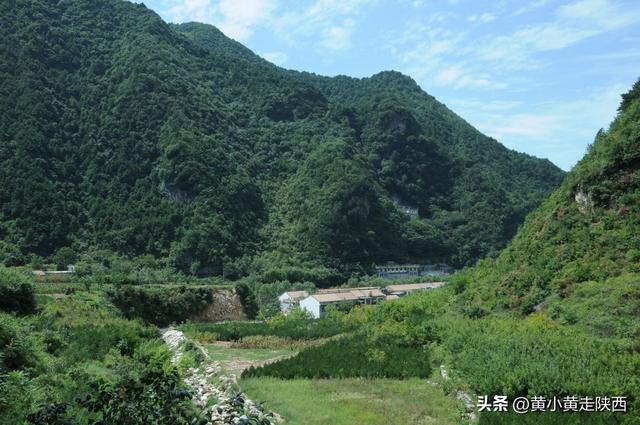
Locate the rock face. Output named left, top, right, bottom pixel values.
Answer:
left=574, top=186, right=594, bottom=214
left=160, top=328, right=281, bottom=425
left=190, top=290, right=248, bottom=323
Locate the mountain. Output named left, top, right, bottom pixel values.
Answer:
left=458, top=79, right=640, bottom=326
left=0, top=0, right=564, bottom=277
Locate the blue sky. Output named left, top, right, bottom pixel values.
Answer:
left=141, top=0, right=640, bottom=170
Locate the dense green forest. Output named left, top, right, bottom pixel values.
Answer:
left=0, top=0, right=563, bottom=280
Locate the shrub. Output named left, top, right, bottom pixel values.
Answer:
left=0, top=242, right=25, bottom=267
left=74, top=341, right=198, bottom=424
left=106, top=285, right=214, bottom=326
left=179, top=312, right=354, bottom=341
left=0, top=268, right=36, bottom=315
left=232, top=335, right=326, bottom=350
left=0, top=313, right=45, bottom=373
left=51, top=247, right=77, bottom=271
left=242, top=334, right=431, bottom=379
left=440, top=315, right=640, bottom=399
left=235, top=283, right=258, bottom=319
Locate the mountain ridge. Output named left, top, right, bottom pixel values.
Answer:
left=0, top=0, right=564, bottom=278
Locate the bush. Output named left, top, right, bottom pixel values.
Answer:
left=440, top=315, right=640, bottom=398
left=0, top=313, right=45, bottom=373
left=179, top=311, right=354, bottom=341
left=0, top=292, right=199, bottom=424
left=232, top=335, right=325, bottom=350
left=0, top=268, right=36, bottom=315
left=0, top=242, right=25, bottom=267
left=261, top=266, right=343, bottom=288
left=106, top=285, right=215, bottom=326
left=73, top=341, right=198, bottom=424
left=242, top=334, right=431, bottom=379
left=235, top=283, right=258, bottom=319
left=51, top=247, right=77, bottom=271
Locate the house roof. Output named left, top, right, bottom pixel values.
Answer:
left=310, top=287, right=385, bottom=304
left=385, top=282, right=446, bottom=292
left=375, top=264, right=421, bottom=269
left=281, top=290, right=309, bottom=300
left=316, top=286, right=379, bottom=294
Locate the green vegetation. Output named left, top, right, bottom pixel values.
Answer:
left=243, top=334, right=431, bottom=379
left=456, top=79, right=640, bottom=314
left=241, top=378, right=462, bottom=425
left=0, top=289, right=199, bottom=424
left=1, top=0, right=638, bottom=422
left=0, top=0, right=563, bottom=282
left=245, top=83, right=640, bottom=423
left=0, top=268, right=35, bottom=315
left=106, top=285, right=215, bottom=326
left=179, top=310, right=355, bottom=341
left=206, top=344, right=294, bottom=363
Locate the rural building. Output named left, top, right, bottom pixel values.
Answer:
left=385, top=282, right=446, bottom=296
left=32, top=265, right=76, bottom=276
left=278, top=290, right=309, bottom=314
left=375, top=264, right=422, bottom=279
left=375, top=264, right=453, bottom=279
left=283, top=282, right=448, bottom=319
left=299, top=287, right=385, bottom=319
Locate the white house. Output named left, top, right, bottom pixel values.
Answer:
left=278, top=290, right=309, bottom=314
left=299, top=287, right=385, bottom=318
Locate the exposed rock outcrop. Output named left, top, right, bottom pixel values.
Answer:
left=160, top=328, right=281, bottom=425
left=189, top=290, right=248, bottom=322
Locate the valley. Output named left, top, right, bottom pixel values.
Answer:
left=0, top=1, right=639, bottom=424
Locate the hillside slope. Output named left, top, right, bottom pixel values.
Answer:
left=458, top=79, right=640, bottom=320
left=0, top=0, right=563, bottom=277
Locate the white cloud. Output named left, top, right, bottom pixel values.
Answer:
left=272, top=0, right=375, bottom=50
left=478, top=0, right=640, bottom=67
left=216, top=0, right=276, bottom=40
left=261, top=51, right=288, bottom=64
left=556, top=0, right=636, bottom=29
left=455, top=83, right=628, bottom=169
left=467, top=13, right=496, bottom=23
left=166, top=0, right=215, bottom=23
left=164, top=0, right=275, bottom=41
left=435, top=66, right=464, bottom=85
left=491, top=114, right=559, bottom=138
left=321, top=19, right=356, bottom=50
left=449, top=98, right=522, bottom=112
left=512, top=0, right=552, bottom=17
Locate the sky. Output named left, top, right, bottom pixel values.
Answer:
left=141, top=0, right=640, bottom=170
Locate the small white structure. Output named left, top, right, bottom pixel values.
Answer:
left=32, top=265, right=76, bottom=276
left=278, top=290, right=309, bottom=314
left=299, top=287, right=386, bottom=319
left=375, top=264, right=422, bottom=279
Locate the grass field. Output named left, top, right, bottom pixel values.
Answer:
left=206, top=344, right=295, bottom=362
left=206, top=343, right=297, bottom=375
left=204, top=328, right=464, bottom=424
left=241, top=377, right=463, bottom=425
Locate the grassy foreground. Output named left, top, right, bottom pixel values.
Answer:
left=241, top=377, right=462, bottom=425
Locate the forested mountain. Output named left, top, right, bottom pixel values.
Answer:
left=0, top=0, right=564, bottom=277
left=458, top=78, right=640, bottom=320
